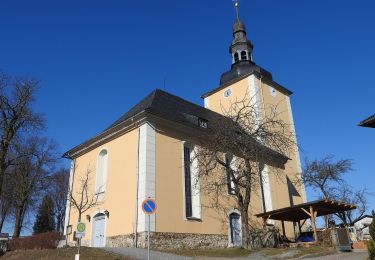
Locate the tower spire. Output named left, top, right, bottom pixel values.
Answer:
left=234, top=0, right=240, bottom=20
left=219, top=0, right=273, bottom=85
left=229, top=1, right=253, bottom=65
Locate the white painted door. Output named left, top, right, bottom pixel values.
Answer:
left=230, top=213, right=241, bottom=247
left=92, top=214, right=105, bottom=247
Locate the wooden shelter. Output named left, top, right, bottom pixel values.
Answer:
left=255, top=199, right=356, bottom=242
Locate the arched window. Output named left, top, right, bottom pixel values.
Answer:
left=96, top=149, right=108, bottom=193
left=183, top=142, right=201, bottom=219
left=234, top=52, right=239, bottom=62
left=241, top=51, right=247, bottom=60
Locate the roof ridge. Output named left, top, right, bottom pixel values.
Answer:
left=147, top=88, right=159, bottom=110
left=152, top=88, right=207, bottom=113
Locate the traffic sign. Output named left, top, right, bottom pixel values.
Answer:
left=141, top=198, right=157, bottom=260
left=75, top=222, right=86, bottom=238
left=142, top=198, right=157, bottom=215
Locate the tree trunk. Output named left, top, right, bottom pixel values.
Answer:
left=241, top=207, right=250, bottom=249
left=0, top=214, right=6, bottom=233
left=13, top=207, right=23, bottom=237
left=56, top=212, right=65, bottom=232
left=56, top=213, right=61, bottom=232
left=0, top=206, right=10, bottom=232
left=0, top=159, right=6, bottom=198
left=13, top=201, right=27, bottom=237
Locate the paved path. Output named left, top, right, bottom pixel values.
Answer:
left=104, top=247, right=194, bottom=260
left=104, top=247, right=368, bottom=260
left=302, top=249, right=368, bottom=260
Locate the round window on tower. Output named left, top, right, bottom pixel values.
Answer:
left=224, top=89, right=232, bottom=98
left=269, top=86, right=277, bottom=97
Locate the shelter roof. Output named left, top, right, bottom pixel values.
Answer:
left=255, top=199, right=356, bottom=222
left=359, top=114, right=375, bottom=128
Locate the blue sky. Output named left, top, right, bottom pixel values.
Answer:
left=1, top=0, right=374, bottom=233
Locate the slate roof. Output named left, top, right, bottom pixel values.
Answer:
left=64, top=89, right=225, bottom=158
left=107, top=88, right=224, bottom=130
left=359, top=114, right=375, bottom=128
left=64, top=89, right=289, bottom=166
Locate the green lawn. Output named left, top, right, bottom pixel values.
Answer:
left=1, top=247, right=131, bottom=260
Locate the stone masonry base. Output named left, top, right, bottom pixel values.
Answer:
left=106, top=232, right=229, bottom=249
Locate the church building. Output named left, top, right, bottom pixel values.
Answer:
left=63, top=3, right=306, bottom=248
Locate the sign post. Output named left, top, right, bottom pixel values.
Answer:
left=141, top=198, right=157, bottom=260
left=75, top=222, right=86, bottom=260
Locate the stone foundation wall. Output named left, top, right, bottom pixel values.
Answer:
left=106, top=232, right=229, bottom=249
left=317, top=229, right=333, bottom=247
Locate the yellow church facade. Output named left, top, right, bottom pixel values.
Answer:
left=63, top=6, right=306, bottom=249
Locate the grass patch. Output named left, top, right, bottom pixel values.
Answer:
left=158, top=247, right=251, bottom=258
left=1, top=247, right=131, bottom=260
left=293, top=246, right=335, bottom=258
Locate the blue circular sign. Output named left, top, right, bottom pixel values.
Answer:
left=142, top=198, right=157, bottom=215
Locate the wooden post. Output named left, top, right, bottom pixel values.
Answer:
left=298, top=221, right=302, bottom=234
left=281, top=221, right=286, bottom=237
left=310, top=206, right=318, bottom=242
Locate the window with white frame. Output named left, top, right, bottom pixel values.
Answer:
left=183, top=142, right=201, bottom=219
left=96, top=149, right=108, bottom=193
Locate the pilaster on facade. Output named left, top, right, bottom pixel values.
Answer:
left=248, top=75, right=274, bottom=216
left=64, top=161, right=75, bottom=235
left=137, top=122, right=156, bottom=232
left=286, top=96, right=307, bottom=203
left=261, top=165, right=274, bottom=224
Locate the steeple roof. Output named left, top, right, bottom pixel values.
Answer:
left=219, top=1, right=273, bottom=86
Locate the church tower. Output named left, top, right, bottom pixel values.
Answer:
left=202, top=0, right=307, bottom=213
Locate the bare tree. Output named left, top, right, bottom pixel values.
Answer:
left=49, top=168, right=69, bottom=232
left=301, top=156, right=352, bottom=199
left=0, top=71, right=44, bottom=199
left=0, top=171, right=14, bottom=232
left=332, top=186, right=371, bottom=226
left=195, top=96, right=295, bottom=248
left=10, top=137, right=57, bottom=237
left=301, top=156, right=372, bottom=227
left=68, top=165, right=100, bottom=223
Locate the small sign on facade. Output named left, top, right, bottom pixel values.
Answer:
left=75, top=222, right=86, bottom=238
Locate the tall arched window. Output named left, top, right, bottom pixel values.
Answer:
left=96, top=149, right=108, bottom=193
left=183, top=142, right=201, bottom=219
